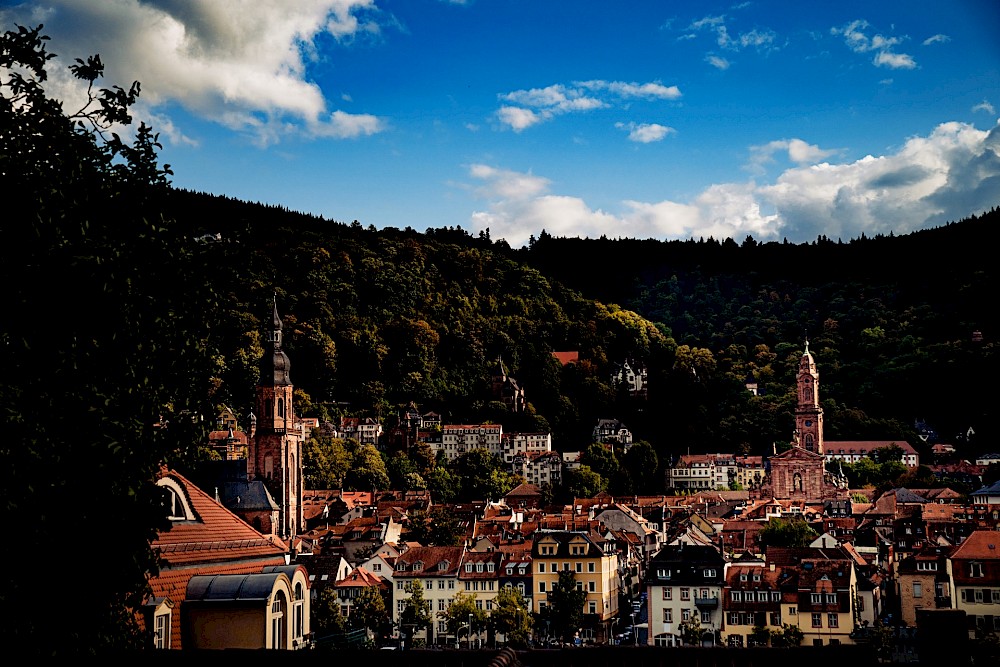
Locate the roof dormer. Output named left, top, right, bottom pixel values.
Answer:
left=157, top=477, right=196, bottom=522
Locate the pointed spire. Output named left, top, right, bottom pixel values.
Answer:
left=272, top=293, right=282, bottom=334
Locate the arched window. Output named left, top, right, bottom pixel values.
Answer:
left=293, top=583, right=305, bottom=642
left=277, top=398, right=285, bottom=419
left=157, top=477, right=194, bottom=521
left=270, top=590, right=287, bottom=649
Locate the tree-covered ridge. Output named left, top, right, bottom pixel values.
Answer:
left=167, top=188, right=674, bottom=449
left=515, top=212, right=1000, bottom=456
left=166, top=187, right=1000, bottom=472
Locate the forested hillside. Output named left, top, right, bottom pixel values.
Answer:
left=515, top=212, right=1000, bottom=458
left=167, top=188, right=1000, bottom=470
left=165, top=188, right=672, bottom=451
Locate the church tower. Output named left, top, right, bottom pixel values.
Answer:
left=794, top=339, right=824, bottom=454
left=248, top=298, right=303, bottom=539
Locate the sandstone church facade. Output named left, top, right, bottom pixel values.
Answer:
left=754, top=341, right=850, bottom=503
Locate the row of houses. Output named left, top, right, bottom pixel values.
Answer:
left=143, top=460, right=1000, bottom=652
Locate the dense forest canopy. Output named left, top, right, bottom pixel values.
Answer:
left=169, top=182, right=1000, bottom=466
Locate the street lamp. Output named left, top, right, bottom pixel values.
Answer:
left=457, top=613, right=474, bottom=650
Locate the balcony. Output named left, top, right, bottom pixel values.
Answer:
left=694, top=597, right=719, bottom=609
left=935, top=596, right=952, bottom=608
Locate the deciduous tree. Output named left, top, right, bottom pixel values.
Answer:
left=491, top=586, right=533, bottom=647
left=1, top=24, right=221, bottom=653
left=541, top=570, right=587, bottom=642
left=349, top=586, right=390, bottom=639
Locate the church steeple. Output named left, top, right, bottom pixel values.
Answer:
left=794, top=338, right=823, bottom=454
left=260, top=296, right=291, bottom=388
left=248, top=297, right=303, bottom=540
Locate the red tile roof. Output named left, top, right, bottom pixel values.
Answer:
left=951, top=530, right=1000, bottom=560
left=335, top=566, right=387, bottom=590
left=147, top=470, right=288, bottom=649
left=552, top=351, right=579, bottom=365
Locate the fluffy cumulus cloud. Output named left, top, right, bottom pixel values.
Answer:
left=832, top=19, right=916, bottom=69
left=1, top=0, right=386, bottom=145
left=496, top=80, right=680, bottom=132
left=469, top=121, right=1000, bottom=247
left=747, top=138, right=840, bottom=174
left=615, top=122, right=676, bottom=143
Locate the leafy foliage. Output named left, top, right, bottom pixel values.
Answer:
left=438, top=590, right=487, bottom=640
left=398, top=580, right=432, bottom=642
left=348, top=586, right=390, bottom=639
left=536, top=570, right=587, bottom=642
left=491, top=586, right=533, bottom=647
left=759, top=516, right=817, bottom=548
left=312, top=586, right=348, bottom=639
left=405, top=507, right=464, bottom=546
left=1, top=25, right=220, bottom=653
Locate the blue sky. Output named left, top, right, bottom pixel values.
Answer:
left=4, top=0, right=1000, bottom=246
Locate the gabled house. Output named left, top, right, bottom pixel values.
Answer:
left=392, top=545, right=465, bottom=645
left=143, top=469, right=296, bottom=650
left=646, top=544, right=726, bottom=647
left=333, top=566, right=390, bottom=626
left=720, top=556, right=790, bottom=648
left=592, top=418, right=633, bottom=450
left=531, top=529, right=620, bottom=642
left=896, top=544, right=954, bottom=626
left=947, top=530, right=1000, bottom=637
left=505, top=482, right=544, bottom=510
left=794, top=559, right=856, bottom=646
left=457, top=550, right=505, bottom=642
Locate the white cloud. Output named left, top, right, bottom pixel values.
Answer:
left=685, top=14, right=778, bottom=57
left=468, top=120, right=1000, bottom=247
left=832, top=19, right=916, bottom=70
left=469, top=164, right=550, bottom=200
left=615, top=122, right=676, bottom=143
left=973, top=100, right=996, bottom=115
left=497, top=106, right=545, bottom=132
left=579, top=80, right=682, bottom=100
left=706, top=55, right=731, bottom=70
left=739, top=29, right=776, bottom=49
left=922, top=34, right=950, bottom=46
left=1, top=0, right=387, bottom=145
left=496, top=80, right=680, bottom=131
left=873, top=51, right=916, bottom=70
left=689, top=15, right=726, bottom=30
left=747, top=138, right=840, bottom=174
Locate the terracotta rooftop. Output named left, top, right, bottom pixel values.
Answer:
left=147, top=470, right=288, bottom=649
left=951, top=530, right=1000, bottom=560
